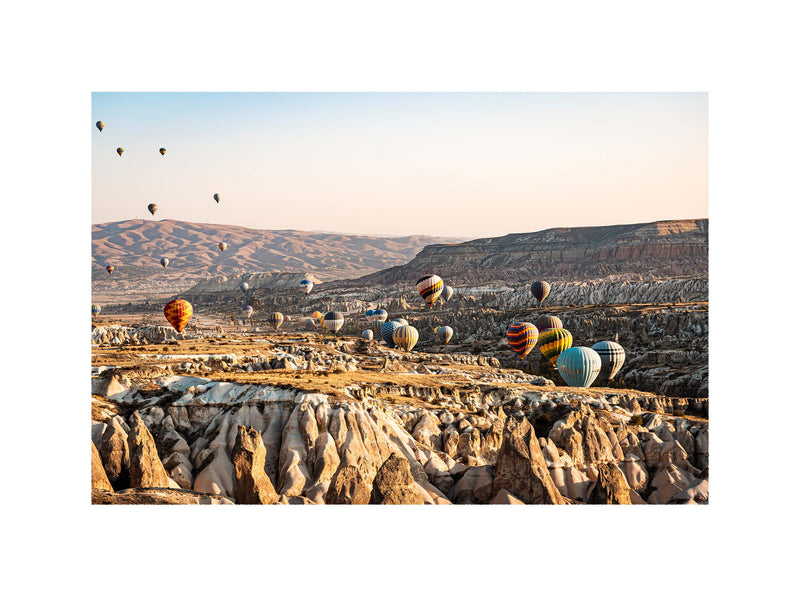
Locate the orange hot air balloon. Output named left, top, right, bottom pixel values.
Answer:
left=164, top=299, right=193, bottom=333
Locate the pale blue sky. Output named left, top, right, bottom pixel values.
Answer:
left=92, top=92, right=707, bottom=237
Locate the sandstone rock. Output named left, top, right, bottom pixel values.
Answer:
left=489, top=488, right=525, bottom=504
left=92, top=487, right=233, bottom=505
left=325, top=464, right=371, bottom=505
left=231, top=425, right=279, bottom=504
left=99, top=417, right=130, bottom=489
left=91, top=442, right=113, bottom=492
left=127, top=412, right=171, bottom=488
left=370, top=454, right=424, bottom=505
left=586, top=463, right=632, bottom=505
left=449, top=465, right=495, bottom=504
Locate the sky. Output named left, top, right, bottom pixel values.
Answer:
left=92, top=92, right=707, bottom=238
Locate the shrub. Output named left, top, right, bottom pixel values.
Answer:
left=629, top=414, right=644, bottom=426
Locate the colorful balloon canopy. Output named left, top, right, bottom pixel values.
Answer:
left=218, top=242, right=227, bottom=252
left=239, top=282, right=249, bottom=293
left=437, top=325, right=454, bottom=344
left=160, top=258, right=169, bottom=268
left=213, top=193, right=221, bottom=203
left=311, top=311, right=323, bottom=320
left=242, top=305, right=254, bottom=318
left=443, top=286, right=455, bottom=302
left=96, top=121, right=105, bottom=132
left=506, top=322, right=539, bottom=359
left=164, top=299, right=193, bottom=333
left=373, top=309, right=388, bottom=323
left=105, top=265, right=114, bottom=274
left=393, top=325, right=419, bottom=351
left=362, top=329, right=373, bottom=340
left=299, top=279, right=314, bottom=295
left=416, top=274, right=444, bottom=307
left=591, top=341, right=626, bottom=382
left=530, top=281, right=551, bottom=304
left=147, top=203, right=158, bottom=215
left=557, top=347, right=602, bottom=388
left=380, top=320, right=403, bottom=348
left=534, top=315, right=562, bottom=333
left=91, top=304, right=101, bottom=318
left=539, top=328, right=573, bottom=366
left=116, top=147, right=124, bottom=156
left=159, top=148, right=166, bottom=155
left=267, top=312, right=284, bottom=330
left=371, top=318, right=386, bottom=335
left=323, top=311, right=344, bottom=333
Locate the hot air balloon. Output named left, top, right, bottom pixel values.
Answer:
left=267, top=312, right=284, bottom=330
left=299, top=279, right=314, bottom=296
left=242, top=305, right=254, bottom=319
left=380, top=320, right=404, bottom=348
left=91, top=304, right=101, bottom=318
left=392, top=318, right=409, bottom=326
left=311, top=311, right=323, bottom=321
left=374, top=309, right=388, bottom=323
left=371, top=319, right=385, bottom=335
left=116, top=148, right=124, bottom=156
left=538, top=328, right=573, bottom=366
left=96, top=121, right=105, bottom=132
left=105, top=265, right=114, bottom=275
left=534, top=315, right=563, bottom=333
left=591, top=341, right=626, bottom=382
left=362, top=329, right=373, bottom=340
left=160, top=258, right=169, bottom=268
left=147, top=203, right=158, bottom=215
left=323, top=311, right=344, bottom=334
left=163, top=299, right=193, bottom=333
left=218, top=242, right=227, bottom=252
left=416, top=274, right=444, bottom=308
left=159, top=148, right=166, bottom=155
left=239, top=282, right=249, bottom=294
left=305, top=318, right=318, bottom=331
left=437, top=325, right=454, bottom=344
left=557, top=347, right=602, bottom=388
left=393, top=325, right=419, bottom=351
left=506, top=322, right=539, bottom=359
left=213, top=193, right=221, bottom=204
left=531, top=281, right=551, bottom=305
left=443, top=286, right=455, bottom=302
left=365, top=309, right=375, bottom=322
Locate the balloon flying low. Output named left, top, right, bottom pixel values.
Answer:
left=380, top=320, right=403, bottom=348
left=534, top=315, right=562, bottom=333
left=299, top=279, right=314, bottom=296
left=530, top=281, right=551, bottom=305
left=443, top=286, right=455, bottom=302
left=242, top=305, right=254, bottom=319
left=163, top=299, right=193, bottom=333
left=323, top=311, right=344, bottom=334
left=267, top=312, right=284, bottom=330
left=506, top=322, right=539, bottom=359
left=437, top=325, right=454, bottom=344
left=116, top=148, right=124, bottom=156
left=362, top=329, right=373, bottom=340
left=393, top=325, right=419, bottom=351
left=591, top=341, right=626, bottom=382
left=557, top=347, right=602, bottom=388
left=96, top=121, right=105, bottom=132
left=538, top=328, right=573, bottom=366
left=373, top=309, right=388, bottom=323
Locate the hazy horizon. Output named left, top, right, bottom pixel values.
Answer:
left=92, top=92, right=707, bottom=237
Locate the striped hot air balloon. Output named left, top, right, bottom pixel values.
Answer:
left=159, top=148, right=166, bottom=155
left=299, top=279, right=314, bottom=296
left=557, top=347, right=602, bottom=388
left=531, top=281, right=551, bottom=305
left=591, top=341, right=626, bottom=382
left=416, top=274, right=444, bottom=307
left=116, top=147, right=124, bottom=156
left=323, top=311, right=344, bottom=334
left=163, top=299, right=193, bottom=333
left=91, top=304, right=101, bottom=318
left=381, top=320, right=403, bottom=348
left=105, top=265, right=114, bottom=275
left=362, top=329, right=373, bottom=340
left=393, top=325, right=419, bottom=351
left=437, top=325, right=454, bottom=345
left=534, top=315, right=563, bottom=333
left=539, top=328, right=573, bottom=366
left=443, top=286, right=455, bottom=302
left=506, top=322, right=539, bottom=359
left=371, top=318, right=385, bottom=335
left=267, top=312, right=284, bottom=330
left=374, top=309, right=388, bottom=323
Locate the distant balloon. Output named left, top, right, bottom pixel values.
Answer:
left=538, top=328, right=573, bottom=366
left=381, top=320, right=404, bottom=348
left=160, top=258, right=169, bottom=268
left=91, top=304, right=101, bottom=318
left=242, top=305, right=254, bottom=319
left=416, top=274, right=444, bottom=308
left=105, top=265, right=114, bottom=275
left=147, top=203, right=158, bottom=215
left=534, top=315, right=563, bottom=333
left=437, top=325, right=454, bottom=344
left=311, top=311, right=323, bottom=320
left=116, top=147, right=124, bottom=156
left=96, top=121, right=105, bottom=132
left=213, top=193, right=221, bottom=204
left=159, top=148, right=166, bottom=155
left=557, top=347, right=602, bottom=388
left=374, top=309, right=388, bottom=323
left=506, top=322, right=539, bottom=359
left=218, top=242, right=227, bottom=252
left=362, top=329, right=373, bottom=340
left=393, top=325, right=419, bottom=351
left=391, top=318, right=409, bottom=326
left=299, top=278, right=314, bottom=296
left=443, top=286, right=455, bottom=302
left=267, top=312, right=284, bottom=330
left=163, top=299, right=193, bottom=333
left=531, top=281, right=551, bottom=304
left=323, top=311, right=344, bottom=334
left=591, top=341, right=626, bottom=382
left=239, top=282, right=249, bottom=293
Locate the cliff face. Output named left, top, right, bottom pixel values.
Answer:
left=357, top=219, right=708, bottom=285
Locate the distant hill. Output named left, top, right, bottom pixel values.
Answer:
left=354, top=219, right=708, bottom=286
left=91, top=219, right=465, bottom=303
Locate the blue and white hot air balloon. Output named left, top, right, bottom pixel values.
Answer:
left=380, top=320, right=404, bottom=348
left=299, top=279, right=314, bottom=296
left=557, top=347, right=602, bottom=388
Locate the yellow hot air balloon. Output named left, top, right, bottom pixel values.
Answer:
left=539, top=328, right=573, bottom=366
left=163, top=299, right=193, bottom=333
left=116, top=147, right=124, bottom=156
left=416, top=274, right=444, bottom=308
left=392, top=325, right=419, bottom=351
left=267, top=312, right=284, bottom=331
left=159, top=148, right=166, bottom=155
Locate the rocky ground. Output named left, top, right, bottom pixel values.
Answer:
left=91, top=328, right=708, bottom=505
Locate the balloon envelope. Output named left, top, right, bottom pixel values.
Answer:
left=392, top=318, right=408, bottom=326
left=443, top=286, right=455, bottom=301
left=267, top=312, right=284, bottom=330
left=159, top=148, right=166, bottom=155
left=365, top=309, right=375, bottom=322
left=96, top=121, right=105, bottom=131
left=371, top=319, right=385, bottom=335
left=591, top=341, right=626, bottom=382
left=557, top=347, right=602, bottom=388
left=437, top=325, right=454, bottom=344
left=506, top=322, right=539, bottom=359
left=416, top=274, right=444, bottom=307
left=323, top=311, right=344, bottom=333
left=147, top=203, right=158, bottom=215
left=393, top=325, right=419, bottom=351
left=380, top=320, right=403, bottom=347
left=374, top=309, right=388, bottom=323
left=105, top=265, right=114, bottom=274
left=539, top=328, right=573, bottom=366
left=240, top=282, right=249, bottom=293
left=164, top=299, right=193, bottom=333
left=534, top=315, right=562, bottom=333
left=299, top=279, right=314, bottom=295
left=160, top=258, right=169, bottom=268
left=242, top=305, right=254, bottom=318
left=116, top=148, right=124, bottom=156
left=362, top=329, right=373, bottom=340
left=218, top=242, right=227, bottom=252
left=311, top=311, right=323, bottom=320
left=91, top=304, right=101, bottom=317
left=531, top=281, right=551, bottom=304
left=213, top=193, right=220, bottom=203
